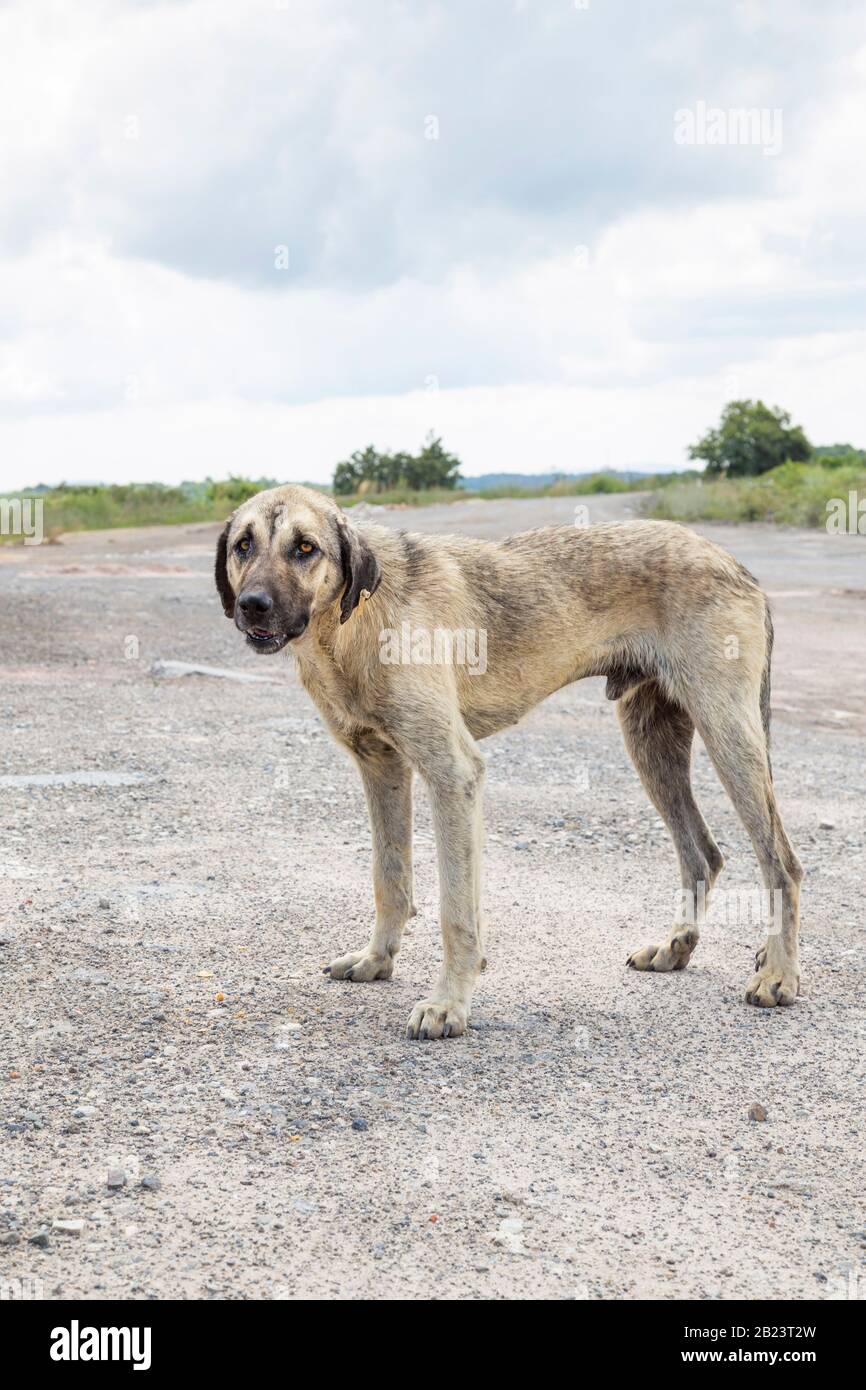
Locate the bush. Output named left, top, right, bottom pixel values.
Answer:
left=205, top=476, right=279, bottom=506
left=643, top=461, right=866, bottom=528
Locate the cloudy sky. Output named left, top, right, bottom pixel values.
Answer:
left=1, top=0, right=865, bottom=489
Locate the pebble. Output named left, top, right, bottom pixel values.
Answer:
left=351, top=1117, right=369, bottom=1131
left=52, top=1219, right=85, bottom=1236
left=28, top=1232, right=50, bottom=1248
left=140, top=1175, right=161, bottom=1192
left=73, top=1106, right=97, bottom=1119
left=748, top=1102, right=768, bottom=1122
left=107, top=1169, right=126, bottom=1190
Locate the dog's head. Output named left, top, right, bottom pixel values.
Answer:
left=214, top=484, right=380, bottom=653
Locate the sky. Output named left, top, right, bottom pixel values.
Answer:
left=1, top=0, right=865, bottom=489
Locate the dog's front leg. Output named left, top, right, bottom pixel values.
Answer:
left=406, top=739, right=486, bottom=1040
left=326, top=739, right=413, bottom=982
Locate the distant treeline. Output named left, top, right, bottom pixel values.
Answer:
left=333, top=435, right=461, bottom=495
left=5, top=399, right=862, bottom=539
left=6, top=476, right=284, bottom=539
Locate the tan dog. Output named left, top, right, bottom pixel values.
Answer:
left=215, top=484, right=802, bottom=1038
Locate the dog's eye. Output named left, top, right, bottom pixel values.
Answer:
left=235, top=537, right=252, bottom=555
left=296, top=541, right=317, bottom=558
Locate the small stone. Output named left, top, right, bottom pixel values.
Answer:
left=292, top=1197, right=317, bottom=1215
left=139, top=1175, right=161, bottom=1192
left=72, top=1106, right=97, bottom=1119
left=107, top=1169, right=126, bottom=1190
left=52, top=1219, right=85, bottom=1236
left=818, top=820, right=835, bottom=831
left=28, top=1232, right=50, bottom=1248
left=351, top=1117, right=368, bottom=1132
left=748, top=1102, right=768, bottom=1122
left=98, top=897, right=110, bottom=909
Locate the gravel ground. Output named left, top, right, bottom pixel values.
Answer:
left=0, top=494, right=864, bottom=1301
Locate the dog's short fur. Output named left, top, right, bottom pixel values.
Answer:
left=215, top=484, right=802, bottom=1038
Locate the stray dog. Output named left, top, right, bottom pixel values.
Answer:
left=215, top=484, right=802, bottom=1038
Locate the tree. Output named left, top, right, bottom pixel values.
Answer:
left=332, top=434, right=462, bottom=494
left=405, top=434, right=461, bottom=490
left=812, top=443, right=866, bottom=466
left=689, top=401, right=811, bottom=477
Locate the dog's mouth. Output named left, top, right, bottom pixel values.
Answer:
left=243, top=626, right=289, bottom=653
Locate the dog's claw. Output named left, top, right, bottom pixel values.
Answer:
left=322, top=966, right=331, bottom=974
left=443, top=1023, right=451, bottom=1038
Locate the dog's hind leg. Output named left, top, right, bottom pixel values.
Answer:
left=618, top=680, right=724, bottom=975
left=691, top=701, right=802, bottom=1007
left=325, top=735, right=414, bottom=983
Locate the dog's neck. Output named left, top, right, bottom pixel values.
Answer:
left=299, top=592, right=376, bottom=671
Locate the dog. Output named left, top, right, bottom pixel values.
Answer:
left=214, top=483, right=802, bottom=1038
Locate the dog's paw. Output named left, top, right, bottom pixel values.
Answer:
left=626, top=928, right=698, bottom=973
left=744, top=967, right=799, bottom=1007
left=323, top=948, right=393, bottom=982
left=406, top=997, right=468, bottom=1041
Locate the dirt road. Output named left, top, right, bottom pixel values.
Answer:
left=1, top=494, right=863, bottom=1300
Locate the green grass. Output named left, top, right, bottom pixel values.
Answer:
left=642, top=461, right=866, bottom=528
left=335, top=471, right=680, bottom=505
left=1, top=478, right=282, bottom=542
left=4, top=463, right=860, bottom=542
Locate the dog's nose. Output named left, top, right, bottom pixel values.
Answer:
left=238, top=589, right=273, bottom=619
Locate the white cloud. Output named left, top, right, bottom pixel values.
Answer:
left=0, top=0, right=864, bottom=488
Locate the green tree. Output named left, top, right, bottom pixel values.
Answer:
left=812, top=443, right=866, bottom=466
left=332, top=434, right=462, bottom=494
left=408, top=433, right=461, bottom=490
left=333, top=447, right=382, bottom=495
left=689, top=401, right=811, bottom=477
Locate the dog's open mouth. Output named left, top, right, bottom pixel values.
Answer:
left=244, top=627, right=288, bottom=652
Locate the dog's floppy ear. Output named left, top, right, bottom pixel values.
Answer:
left=214, top=521, right=235, bottom=618
left=337, top=515, right=381, bottom=624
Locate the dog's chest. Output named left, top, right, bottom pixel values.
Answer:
left=298, top=653, right=376, bottom=732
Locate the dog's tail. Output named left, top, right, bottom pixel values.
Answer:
left=760, top=601, right=774, bottom=780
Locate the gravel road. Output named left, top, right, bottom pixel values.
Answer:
left=1, top=493, right=863, bottom=1301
